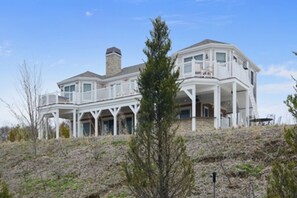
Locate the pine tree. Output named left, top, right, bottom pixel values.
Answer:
left=123, top=17, right=195, bottom=198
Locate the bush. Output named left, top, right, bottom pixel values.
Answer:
left=59, top=122, right=70, bottom=138
left=7, top=125, right=29, bottom=142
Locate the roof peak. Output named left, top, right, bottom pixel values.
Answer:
left=180, top=39, right=228, bottom=51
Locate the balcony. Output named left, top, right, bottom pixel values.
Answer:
left=178, top=59, right=250, bottom=85
left=39, top=82, right=139, bottom=107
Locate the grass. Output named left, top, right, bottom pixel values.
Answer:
left=23, top=173, right=83, bottom=196
left=236, top=163, right=264, bottom=177
left=111, top=140, right=127, bottom=146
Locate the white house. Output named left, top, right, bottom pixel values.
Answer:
left=38, top=39, right=260, bottom=139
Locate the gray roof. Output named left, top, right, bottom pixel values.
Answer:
left=58, top=63, right=146, bottom=85
left=108, top=63, right=145, bottom=78
left=180, top=39, right=228, bottom=51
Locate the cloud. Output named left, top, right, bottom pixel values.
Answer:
left=261, top=61, right=297, bottom=79
left=85, top=11, right=94, bottom=17
left=0, top=45, right=12, bottom=56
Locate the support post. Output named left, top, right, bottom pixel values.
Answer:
left=73, top=109, right=76, bottom=137
left=45, top=116, right=49, bottom=140
left=192, top=87, right=196, bottom=132
left=55, top=110, right=60, bottom=139
left=232, top=82, right=237, bottom=127
left=214, top=86, right=221, bottom=129
left=129, top=104, right=140, bottom=133
left=77, top=112, right=84, bottom=137
left=245, top=89, right=250, bottom=127
left=91, top=110, right=101, bottom=137
left=109, top=107, right=121, bottom=136
left=182, top=86, right=196, bottom=131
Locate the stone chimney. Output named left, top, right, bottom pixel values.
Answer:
left=106, top=47, right=121, bottom=77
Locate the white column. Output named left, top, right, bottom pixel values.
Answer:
left=232, top=82, right=237, bottom=127
left=182, top=86, right=196, bottom=131
left=77, top=113, right=84, bottom=137
left=91, top=110, right=101, bottom=137
left=55, top=110, right=60, bottom=139
left=73, top=109, right=76, bottom=138
left=245, top=89, right=250, bottom=127
left=109, top=107, right=121, bottom=136
left=214, top=86, right=221, bottom=129
left=45, top=116, right=49, bottom=140
left=192, top=87, right=196, bottom=132
left=129, top=104, right=140, bottom=132
left=218, top=86, right=221, bottom=128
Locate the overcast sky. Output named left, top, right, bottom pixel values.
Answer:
left=0, top=0, right=297, bottom=126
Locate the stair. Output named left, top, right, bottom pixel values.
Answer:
left=249, top=87, right=259, bottom=118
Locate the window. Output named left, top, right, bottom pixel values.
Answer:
left=216, top=52, right=226, bottom=63
left=130, top=80, right=136, bottom=93
left=103, top=119, right=114, bottom=135
left=82, top=122, right=91, bottom=136
left=203, top=106, right=209, bottom=117
left=194, top=54, right=203, bottom=61
left=120, top=117, right=133, bottom=134
left=184, top=57, right=192, bottom=74
left=251, top=71, right=254, bottom=85
left=179, top=109, right=191, bottom=119
left=115, top=83, right=121, bottom=96
left=83, top=83, right=92, bottom=100
left=64, top=84, right=75, bottom=100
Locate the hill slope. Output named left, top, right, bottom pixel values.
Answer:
left=0, top=126, right=286, bottom=197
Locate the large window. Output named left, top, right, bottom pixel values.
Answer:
left=83, top=83, right=92, bottom=101
left=130, top=79, right=136, bottom=93
left=179, top=108, right=191, bottom=119
left=103, top=119, right=114, bottom=135
left=203, top=106, right=209, bottom=117
left=82, top=122, right=91, bottom=136
left=64, top=84, right=75, bottom=100
left=216, top=52, right=226, bottom=63
left=184, top=57, right=192, bottom=74
left=119, top=117, right=133, bottom=134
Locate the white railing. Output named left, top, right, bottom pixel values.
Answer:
left=39, top=82, right=139, bottom=107
left=178, top=60, right=251, bottom=85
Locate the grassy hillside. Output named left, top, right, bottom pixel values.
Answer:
left=0, top=126, right=287, bottom=198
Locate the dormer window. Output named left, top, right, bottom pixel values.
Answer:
left=216, top=52, right=226, bottom=63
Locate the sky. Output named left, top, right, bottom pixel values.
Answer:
left=0, top=0, right=297, bottom=126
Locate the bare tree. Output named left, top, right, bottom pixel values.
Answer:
left=1, top=61, right=42, bottom=156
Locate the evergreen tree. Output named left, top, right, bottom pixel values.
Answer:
left=123, top=17, right=195, bottom=198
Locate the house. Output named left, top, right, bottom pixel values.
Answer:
left=38, top=39, right=260, bottom=139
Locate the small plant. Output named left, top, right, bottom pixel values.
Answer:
left=236, top=163, right=263, bottom=177
left=0, top=179, right=12, bottom=198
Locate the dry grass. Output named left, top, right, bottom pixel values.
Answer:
left=0, top=125, right=287, bottom=198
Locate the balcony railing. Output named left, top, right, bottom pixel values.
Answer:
left=39, top=82, right=139, bottom=107
left=178, top=59, right=250, bottom=85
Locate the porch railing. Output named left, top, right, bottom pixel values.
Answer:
left=39, top=82, right=139, bottom=107
left=178, top=60, right=251, bottom=85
